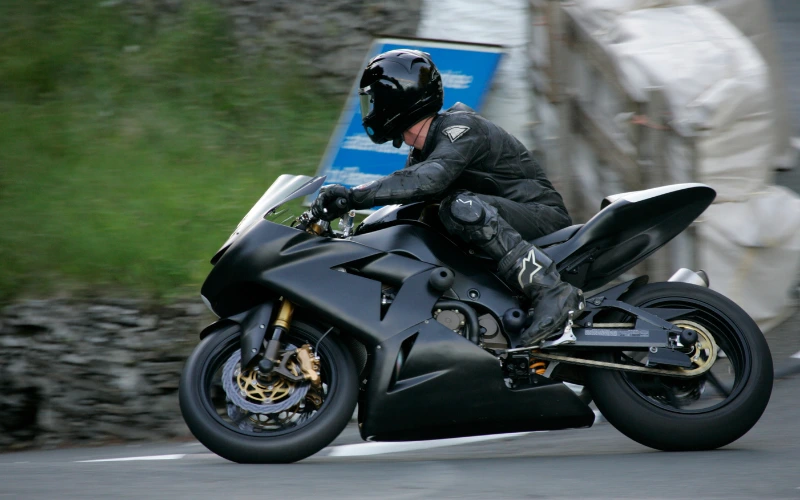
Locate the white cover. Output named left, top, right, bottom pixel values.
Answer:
left=570, top=1, right=800, bottom=328
left=700, top=0, right=796, bottom=169
left=571, top=0, right=693, bottom=31
left=697, top=186, right=800, bottom=331
left=573, top=0, right=796, bottom=171
left=575, top=4, right=776, bottom=202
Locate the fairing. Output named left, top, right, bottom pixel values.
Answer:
left=202, top=217, right=515, bottom=345
left=200, top=214, right=596, bottom=440
left=359, top=319, right=595, bottom=441
left=548, top=183, right=716, bottom=290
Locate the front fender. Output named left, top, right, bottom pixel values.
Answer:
left=198, top=301, right=276, bottom=370
left=199, top=319, right=237, bottom=339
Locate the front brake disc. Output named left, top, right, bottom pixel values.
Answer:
left=222, top=350, right=309, bottom=414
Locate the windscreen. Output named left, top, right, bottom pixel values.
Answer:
left=232, top=174, right=325, bottom=239
left=211, top=174, right=326, bottom=264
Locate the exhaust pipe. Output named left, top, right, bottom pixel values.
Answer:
left=668, top=268, right=710, bottom=287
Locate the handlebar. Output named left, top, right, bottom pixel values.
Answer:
left=298, top=195, right=352, bottom=235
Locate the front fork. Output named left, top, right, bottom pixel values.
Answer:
left=223, top=298, right=315, bottom=384
left=259, top=299, right=295, bottom=371
left=258, top=299, right=322, bottom=394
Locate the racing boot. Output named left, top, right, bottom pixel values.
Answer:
left=498, top=242, right=585, bottom=346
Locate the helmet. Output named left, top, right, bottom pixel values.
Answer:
left=359, top=49, right=444, bottom=147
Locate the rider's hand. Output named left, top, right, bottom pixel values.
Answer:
left=311, top=185, right=352, bottom=222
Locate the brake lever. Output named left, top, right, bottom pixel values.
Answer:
left=296, top=196, right=349, bottom=236
left=339, top=209, right=357, bottom=238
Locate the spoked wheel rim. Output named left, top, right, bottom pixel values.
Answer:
left=615, top=296, right=751, bottom=415
left=199, top=327, right=338, bottom=437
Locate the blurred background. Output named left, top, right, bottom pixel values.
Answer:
left=1, top=0, right=799, bottom=452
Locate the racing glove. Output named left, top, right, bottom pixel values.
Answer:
left=311, top=185, right=352, bottom=221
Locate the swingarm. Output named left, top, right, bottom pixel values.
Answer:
left=500, top=297, right=719, bottom=379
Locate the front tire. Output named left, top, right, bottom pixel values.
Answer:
left=586, top=282, right=773, bottom=451
left=179, top=318, right=358, bottom=463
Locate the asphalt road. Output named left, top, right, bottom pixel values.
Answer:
left=1, top=371, right=799, bottom=500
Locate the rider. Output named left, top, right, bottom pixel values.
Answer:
left=311, top=49, right=584, bottom=346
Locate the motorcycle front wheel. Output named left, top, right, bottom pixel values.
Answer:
left=179, top=318, right=358, bottom=463
left=586, top=282, right=773, bottom=451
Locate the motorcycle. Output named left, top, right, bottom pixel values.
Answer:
left=179, top=174, right=773, bottom=463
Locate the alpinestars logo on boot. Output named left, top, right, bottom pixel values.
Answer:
left=443, top=125, right=470, bottom=142
left=518, top=249, right=543, bottom=288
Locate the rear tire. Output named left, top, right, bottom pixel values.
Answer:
left=179, top=319, right=358, bottom=463
left=586, top=282, right=773, bottom=451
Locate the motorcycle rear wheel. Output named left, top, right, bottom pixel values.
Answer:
left=179, top=318, right=358, bottom=463
left=585, top=282, right=773, bottom=451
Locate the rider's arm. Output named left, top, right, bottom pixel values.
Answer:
left=350, top=115, right=486, bottom=209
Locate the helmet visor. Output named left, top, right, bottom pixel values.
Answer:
left=359, top=92, right=374, bottom=119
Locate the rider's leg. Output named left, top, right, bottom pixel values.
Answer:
left=470, top=193, right=572, bottom=241
left=438, top=191, right=584, bottom=346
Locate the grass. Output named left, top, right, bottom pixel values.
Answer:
left=0, top=0, right=341, bottom=302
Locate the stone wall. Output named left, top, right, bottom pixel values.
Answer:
left=123, top=0, right=423, bottom=94
left=0, top=299, right=208, bottom=450
left=220, top=0, right=422, bottom=93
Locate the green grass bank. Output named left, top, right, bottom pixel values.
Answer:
left=0, top=0, right=341, bottom=302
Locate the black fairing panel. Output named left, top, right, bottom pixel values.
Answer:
left=546, top=184, right=716, bottom=290
left=359, top=320, right=596, bottom=441
left=530, top=224, right=583, bottom=248
left=202, top=221, right=445, bottom=346
left=352, top=225, right=520, bottom=319
left=204, top=219, right=514, bottom=348
left=357, top=202, right=427, bottom=233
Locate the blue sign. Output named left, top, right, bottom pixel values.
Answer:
left=312, top=38, right=504, bottom=198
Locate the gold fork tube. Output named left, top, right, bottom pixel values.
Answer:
left=273, top=299, right=295, bottom=331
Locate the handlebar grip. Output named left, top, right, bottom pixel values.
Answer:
left=335, top=198, right=348, bottom=209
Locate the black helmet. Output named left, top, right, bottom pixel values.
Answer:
left=359, top=49, right=444, bottom=147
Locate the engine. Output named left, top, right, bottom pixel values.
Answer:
left=433, top=309, right=509, bottom=349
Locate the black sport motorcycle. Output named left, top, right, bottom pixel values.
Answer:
left=179, top=174, right=773, bottom=463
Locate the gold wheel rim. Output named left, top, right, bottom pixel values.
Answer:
left=235, top=359, right=301, bottom=404
left=672, top=319, right=718, bottom=372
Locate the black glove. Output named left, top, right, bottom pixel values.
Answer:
left=311, top=185, right=351, bottom=221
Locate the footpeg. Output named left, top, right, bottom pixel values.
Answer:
left=541, top=311, right=577, bottom=349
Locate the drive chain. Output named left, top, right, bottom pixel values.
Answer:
left=529, top=347, right=717, bottom=378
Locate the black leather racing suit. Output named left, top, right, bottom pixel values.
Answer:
left=350, top=103, right=572, bottom=267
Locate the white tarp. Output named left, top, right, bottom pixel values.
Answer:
left=573, top=0, right=795, bottom=170
left=698, top=186, right=800, bottom=330
left=569, top=0, right=694, bottom=31
left=609, top=6, right=775, bottom=202
left=570, top=1, right=800, bottom=329
left=700, top=0, right=796, bottom=169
